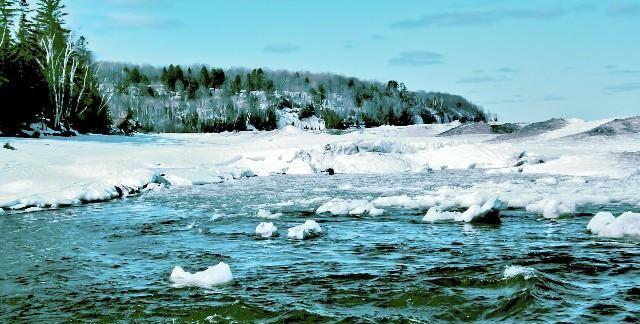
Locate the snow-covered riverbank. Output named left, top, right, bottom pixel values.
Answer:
left=1, top=118, right=640, bottom=216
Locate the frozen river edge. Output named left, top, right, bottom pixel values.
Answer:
left=1, top=119, right=640, bottom=239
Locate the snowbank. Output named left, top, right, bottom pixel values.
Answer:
left=287, top=220, right=323, bottom=239
left=256, top=222, right=278, bottom=238
left=170, top=262, right=233, bottom=288
left=587, top=212, right=640, bottom=239
left=2, top=117, right=640, bottom=213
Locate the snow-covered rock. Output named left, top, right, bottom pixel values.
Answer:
left=587, top=211, right=640, bottom=238
left=256, top=222, right=278, bottom=238
left=287, top=220, right=323, bottom=239
left=170, top=262, right=233, bottom=288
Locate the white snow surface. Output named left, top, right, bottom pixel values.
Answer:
left=2, top=118, right=640, bottom=212
left=587, top=212, right=640, bottom=239
left=170, top=262, right=233, bottom=288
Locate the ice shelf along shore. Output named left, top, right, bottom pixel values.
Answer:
left=1, top=117, right=640, bottom=227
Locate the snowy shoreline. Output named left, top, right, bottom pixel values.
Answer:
left=2, top=118, right=640, bottom=218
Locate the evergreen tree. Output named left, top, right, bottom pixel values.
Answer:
left=198, top=66, right=210, bottom=88
left=211, top=68, right=225, bottom=89
left=0, top=0, right=17, bottom=85
left=231, top=74, right=241, bottom=94
left=4, top=0, right=48, bottom=131
left=34, top=0, right=68, bottom=49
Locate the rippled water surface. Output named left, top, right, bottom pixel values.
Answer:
left=1, top=171, right=639, bottom=322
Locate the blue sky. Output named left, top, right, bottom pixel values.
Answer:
left=64, top=0, right=640, bottom=122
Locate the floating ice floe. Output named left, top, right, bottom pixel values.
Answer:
left=422, top=206, right=460, bottom=222
left=170, top=262, right=233, bottom=288
left=503, top=265, right=536, bottom=280
left=423, top=197, right=503, bottom=224
left=256, top=209, right=283, bottom=219
left=256, top=222, right=278, bottom=238
left=587, top=211, right=640, bottom=239
left=526, top=198, right=575, bottom=219
left=287, top=220, right=323, bottom=239
left=316, top=198, right=375, bottom=215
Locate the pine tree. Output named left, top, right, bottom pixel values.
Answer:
left=5, top=0, right=48, bottom=131
left=0, top=0, right=16, bottom=53
left=198, top=66, right=210, bottom=88
left=231, top=74, right=241, bottom=94
left=211, top=68, right=225, bottom=89
left=34, top=0, right=68, bottom=49
left=0, top=0, right=17, bottom=83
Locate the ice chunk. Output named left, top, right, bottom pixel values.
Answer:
left=256, top=222, right=278, bottom=238
left=503, top=265, right=536, bottom=280
left=170, top=262, right=233, bottom=288
left=588, top=211, right=640, bottom=238
left=587, top=212, right=615, bottom=235
left=256, top=209, right=283, bottom=219
left=316, top=198, right=374, bottom=216
left=287, top=220, right=323, bottom=239
left=456, top=196, right=503, bottom=224
left=423, top=206, right=459, bottom=222
left=526, top=198, right=575, bottom=219
left=369, top=207, right=385, bottom=216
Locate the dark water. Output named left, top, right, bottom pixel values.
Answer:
left=1, top=171, right=639, bottom=323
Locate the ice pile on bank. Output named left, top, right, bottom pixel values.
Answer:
left=587, top=212, right=640, bottom=239
left=423, top=196, right=504, bottom=224
left=256, top=222, right=278, bottom=238
left=287, top=220, right=323, bottom=239
left=170, top=262, right=233, bottom=288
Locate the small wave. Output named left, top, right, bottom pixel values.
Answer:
left=503, top=265, right=537, bottom=280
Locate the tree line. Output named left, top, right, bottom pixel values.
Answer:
left=100, top=62, right=490, bottom=133
left=0, top=0, right=109, bottom=136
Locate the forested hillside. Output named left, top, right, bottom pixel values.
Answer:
left=0, top=0, right=109, bottom=136
left=97, top=63, right=491, bottom=133
left=0, top=0, right=489, bottom=136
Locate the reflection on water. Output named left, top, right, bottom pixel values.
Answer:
left=1, top=171, right=639, bottom=322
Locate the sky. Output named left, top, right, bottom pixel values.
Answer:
left=64, top=0, right=640, bottom=122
